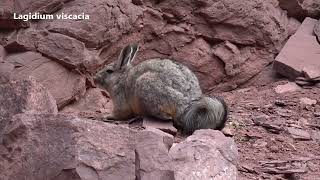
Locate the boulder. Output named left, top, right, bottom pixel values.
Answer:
left=274, top=17, right=320, bottom=80
left=0, top=78, right=57, bottom=133
left=135, top=128, right=174, bottom=180
left=3, top=29, right=101, bottom=72
left=0, top=113, right=136, bottom=180
left=169, top=129, right=238, bottom=180
left=4, top=51, right=86, bottom=109
left=277, top=0, right=320, bottom=20
left=46, top=0, right=143, bottom=48
left=61, top=88, right=113, bottom=117
left=36, top=32, right=86, bottom=68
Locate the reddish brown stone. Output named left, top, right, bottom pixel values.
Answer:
left=61, top=88, right=113, bottom=117
left=278, top=0, right=320, bottom=20
left=4, top=52, right=86, bottom=109
left=135, top=128, right=174, bottom=180
left=142, top=117, right=177, bottom=136
left=0, top=78, right=57, bottom=132
left=169, top=130, right=238, bottom=180
left=274, top=18, right=320, bottom=80
left=0, top=113, right=136, bottom=180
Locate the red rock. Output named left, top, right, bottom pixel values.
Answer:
left=314, top=19, right=320, bottom=44
left=47, top=0, right=143, bottom=48
left=213, top=41, right=248, bottom=77
left=277, top=0, right=320, bottom=20
left=135, top=128, right=174, bottom=180
left=0, top=113, right=136, bottom=180
left=61, top=88, right=113, bottom=117
left=274, top=18, right=320, bottom=80
left=4, top=52, right=86, bottom=109
left=142, top=117, right=177, bottom=136
left=3, top=29, right=101, bottom=72
left=0, top=78, right=57, bottom=131
left=172, top=38, right=225, bottom=92
left=0, top=0, right=29, bottom=29
left=0, top=61, right=14, bottom=84
left=274, top=82, right=301, bottom=94
left=169, top=129, right=238, bottom=180
left=287, top=127, right=311, bottom=140
left=53, top=0, right=295, bottom=92
left=37, top=32, right=86, bottom=68
left=302, top=66, right=320, bottom=80
left=3, top=29, right=38, bottom=52
left=299, top=97, right=317, bottom=106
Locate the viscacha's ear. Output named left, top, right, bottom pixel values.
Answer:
left=116, top=44, right=139, bottom=70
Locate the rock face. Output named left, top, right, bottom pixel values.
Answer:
left=0, top=0, right=302, bottom=93
left=274, top=17, right=320, bottom=80
left=0, top=1, right=29, bottom=29
left=0, top=113, right=137, bottom=180
left=0, top=78, right=57, bottom=132
left=99, top=0, right=297, bottom=92
left=0, top=0, right=68, bottom=29
left=277, top=0, right=320, bottom=20
left=2, top=29, right=101, bottom=72
left=1, top=113, right=239, bottom=180
left=135, top=128, right=174, bottom=180
left=2, top=51, right=86, bottom=109
left=169, top=129, right=238, bottom=180
left=274, top=82, right=302, bottom=94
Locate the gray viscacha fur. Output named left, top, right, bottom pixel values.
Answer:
left=94, top=44, right=228, bottom=134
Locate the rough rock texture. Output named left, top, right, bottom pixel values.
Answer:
left=315, top=19, right=320, bottom=41
left=135, top=128, right=174, bottom=180
left=0, top=0, right=29, bottom=29
left=274, top=17, right=320, bottom=80
left=47, top=0, right=143, bottom=48
left=274, top=82, right=302, bottom=94
left=0, top=0, right=68, bottom=29
left=2, top=29, right=101, bottom=72
left=0, top=0, right=301, bottom=92
left=0, top=78, right=57, bottom=133
left=278, top=0, right=320, bottom=20
left=169, top=129, right=238, bottom=180
left=61, top=88, right=113, bottom=117
left=0, top=62, right=14, bottom=84
left=3, top=51, right=86, bottom=109
left=0, top=113, right=136, bottom=180
left=142, top=117, right=177, bottom=136
left=0, top=45, right=5, bottom=62
left=95, top=0, right=298, bottom=92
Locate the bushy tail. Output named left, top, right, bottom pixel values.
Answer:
left=179, top=96, right=228, bottom=134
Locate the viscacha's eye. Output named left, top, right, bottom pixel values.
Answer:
left=106, top=69, right=114, bottom=73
